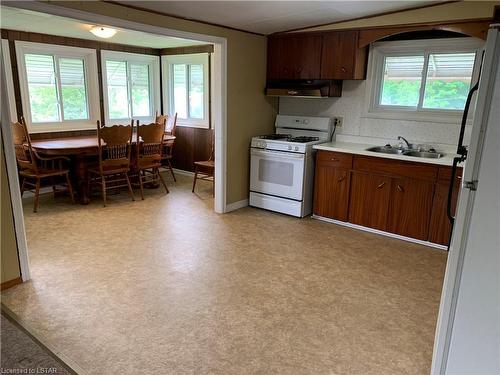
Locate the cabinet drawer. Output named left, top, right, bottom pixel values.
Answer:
left=353, top=155, right=438, bottom=181
left=317, top=151, right=353, bottom=169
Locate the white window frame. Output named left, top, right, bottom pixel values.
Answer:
left=15, top=41, right=100, bottom=133
left=162, top=53, right=210, bottom=128
left=101, top=50, right=160, bottom=125
left=365, top=38, right=484, bottom=124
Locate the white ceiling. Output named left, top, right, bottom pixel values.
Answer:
left=116, top=1, right=441, bottom=35
left=0, top=6, right=206, bottom=48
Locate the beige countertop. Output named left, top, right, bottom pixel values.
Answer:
left=313, top=141, right=457, bottom=166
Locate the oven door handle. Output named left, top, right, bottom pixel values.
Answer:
left=251, top=148, right=305, bottom=160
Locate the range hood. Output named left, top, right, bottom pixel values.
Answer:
left=266, top=79, right=342, bottom=98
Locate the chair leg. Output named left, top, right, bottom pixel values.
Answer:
left=33, top=178, right=41, bottom=213
left=101, top=176, right=107, bottom=207
left=125, top=173, right=135, bottom=202
left=157, top=168, right=169, bottom=194
left=65, top=173, right=75, bottom=203
left=52, top=177, right=56, bottom=199
left=20, top=177, right=26, bottom=197
left=137, top=170, right=145, bottom=200
left=192, top=166, right=198, bottom=193
left=167, top=160, right=176, bottom=182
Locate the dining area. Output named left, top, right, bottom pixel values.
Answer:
left=12, top=112, right=187, bottom=212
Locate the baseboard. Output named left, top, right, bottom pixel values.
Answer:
left=312, top=215, right=448, bottom=251
left=21, top=186, right=53, bottom=198
left=0, top=276, right=22, bottom=291
left=225, top=199, right=249, bottom=213
left=171, top=168, right=195, bottom=177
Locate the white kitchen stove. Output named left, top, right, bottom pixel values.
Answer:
left=249, top=115, right=335, bottom=217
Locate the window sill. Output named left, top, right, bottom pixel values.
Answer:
left=177, top=121, right=210, bottom=129
left=28, top=123, right=97, bottom=134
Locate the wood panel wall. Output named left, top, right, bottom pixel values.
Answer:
left=1, top=29, right=214, bottom=171
left=172, top=127, right=212, bottom=172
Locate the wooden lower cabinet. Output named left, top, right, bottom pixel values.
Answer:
left=313, top=151, right=460, bottom=246
left=348, top=172, right=391, bottom=231
left=313, top=165, right=351, bottom=221
left=387, top=178, right=435, bottom=240
left=428, top=168, right=462, bottom=245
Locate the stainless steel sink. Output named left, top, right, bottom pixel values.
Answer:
left=403, top=150, right=444, bottom=159
left=366, top=146, right=444, bottom=159
left=366, top=146, right=405, bottom=155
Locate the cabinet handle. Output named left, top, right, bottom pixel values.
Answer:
left=341, top=67, right=347, bottom=73
left=397, top=185, right=405, bottom=193
left=338, top=175, right=346, bottom=182
left=330, top=158, right=339, bottom=161
left=377, top=182, right=386, bottom=189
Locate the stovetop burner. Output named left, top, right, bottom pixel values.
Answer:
left=289, top=136, right=320, bottom=143
left=258, top=134, right=291, bottom=140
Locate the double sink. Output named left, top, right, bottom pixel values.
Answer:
left=366, top=145, right=444, bottom=159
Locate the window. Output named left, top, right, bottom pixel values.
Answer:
left=15, top=41, right=99, bottom=132
left=101, top=51, right=160, bottom=124
left=162, top=53, right=209, bottom=128
left=368, top=38, right=483, bottom=122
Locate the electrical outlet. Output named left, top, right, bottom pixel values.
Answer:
left=333, top=117, right=343, bottom=128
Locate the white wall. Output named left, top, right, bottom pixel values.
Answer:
left=279, top=80, right=471, bottom=152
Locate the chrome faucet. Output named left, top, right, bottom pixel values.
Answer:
left=397, top=136, right=412, bottom=150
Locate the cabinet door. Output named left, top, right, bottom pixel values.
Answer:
left=321, top=31, right=366, bottom=80
left=428, top=168, right=462, bottom=245
left=349, top=172, right=391, bottom=230
left=267, top=35, right=322, bottom=80
left=313, top=166, right=351, bottom=221
left=387, top=178, right=435, bottom=240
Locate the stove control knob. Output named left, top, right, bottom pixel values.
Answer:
left=262, top=142, right=266, bottom=148
left=288, top=145, right=292, bottom=150
left=294, top=146, right=299, bottom=151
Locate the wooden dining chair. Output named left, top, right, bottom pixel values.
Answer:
left=134, top=121, right=169, bottom=200
left=161, top=113, right=178, bottom=182
left=155, top=110, right=167, bottom=128
left=12, top=117, right=74, bottom=212
left=192, top=130, right=215, bottom=197
left=88, top=120, right=135, bottom=207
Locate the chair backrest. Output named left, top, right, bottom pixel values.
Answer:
left=96, top=120, right=133, bottom=172
left=165, top=113, right=177, bottom=136
left=11, top=117, right=37, bottom=173
left=136, top=122, right=165, bottom=167
left=155, top=111, right=167, bottom=127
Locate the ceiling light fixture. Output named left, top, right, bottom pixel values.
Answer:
left=89, top=26, right=117, bottom=39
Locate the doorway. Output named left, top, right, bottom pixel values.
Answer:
left=1, top=1, right=228, bottom=282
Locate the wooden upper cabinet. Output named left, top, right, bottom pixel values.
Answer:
left=320, top=31, right=367, bottom=80
left=267, top=34, right=322, bottom=80
left=387, top=178, right=435, bottom=240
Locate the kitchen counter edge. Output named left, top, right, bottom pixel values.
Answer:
left=313, top=141, right=457, bottom=166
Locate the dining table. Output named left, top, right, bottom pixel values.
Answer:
left=30, top=134, right=176, bottom=204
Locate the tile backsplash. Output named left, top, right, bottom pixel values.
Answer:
left=279, top=80, right=471, bottom=152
